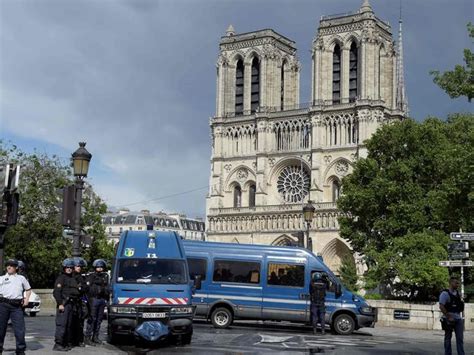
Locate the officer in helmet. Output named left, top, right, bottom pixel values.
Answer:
left=53, top=258, right=80, bottom=351
left=310, top=272, right=328, bottom=335
left=0, top=259, right=31, bottom=355
left=70, top=257, right=89, bottom=348
left=85, top=259, right=109, bottom=345
left=17, top=261, right=27, bottom=280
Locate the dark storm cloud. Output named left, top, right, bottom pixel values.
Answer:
left=1, top=0, right=472, bottom=217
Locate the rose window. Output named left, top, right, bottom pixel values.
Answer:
left=277, top=166, right=310, bottom=203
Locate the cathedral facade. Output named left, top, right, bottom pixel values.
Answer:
left=206, top=0, right=408, bottom=273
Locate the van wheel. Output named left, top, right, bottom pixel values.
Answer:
left=29, top=312, right=37, bottom=317
left=333, top=314, right=355, bottom=335
left=107, top=325, right=119, bottom=344
left=211, top=307, right=233, bottom=328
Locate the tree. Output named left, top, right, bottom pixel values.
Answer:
left=337, top=114, right=473, bottom=301
left=430, top=23, right=474, bottom=102
left=0, top=142, right=114, bottom=287
left=338, top=255, right=359, bottom=293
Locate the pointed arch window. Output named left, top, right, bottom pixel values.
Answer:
left=251, top=57, right=260, bottom=113
left=234, top=185, right=242, bottom=207
left=280, top=60, right=286, bottom=110
left=349, top=42, right=358, bottom=102
left=235, top=59, right=244, bottom=115
left=249, top=184, right=256, bottom=207
left=332, top=44, right=341, bottom=104
left=332, top=179, right=341, bottom=202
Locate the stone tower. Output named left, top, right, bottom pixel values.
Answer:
left=206, top=0, right=407, bottom=273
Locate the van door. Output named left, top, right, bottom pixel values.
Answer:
left=263, top=259, right=307, bottom=322
left=208, top=258, right=263, bottom=320
left=310, top=270, right=342, bottom=325
left=187, top=257, right=209, bottom=317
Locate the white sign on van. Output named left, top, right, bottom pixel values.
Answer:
left=146, top=253, right=158, bottom=258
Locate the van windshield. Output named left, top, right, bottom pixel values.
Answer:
left=117, top=259, right=187, bottom=284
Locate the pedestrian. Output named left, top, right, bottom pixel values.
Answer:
left=439, top=276, right=465, bottom=355
left=310, top=272, right=327, bottom=335
left=70, top=257, right=89, bottom=348
left=53, top=258, right=81, bottom=352
left=85, top=259, right=109, bottom=345
left=0, top=259, right=31, bottom=355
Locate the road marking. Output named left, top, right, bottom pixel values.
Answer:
left=258, top=335, right=294, bottom=343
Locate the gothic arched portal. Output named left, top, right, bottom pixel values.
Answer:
left=320, top=238, right=353, bottom=275
left=272, top=234, right=297, bottom=247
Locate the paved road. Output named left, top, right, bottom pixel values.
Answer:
left=1, top=314, right=473, bottom=354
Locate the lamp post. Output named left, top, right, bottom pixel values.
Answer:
left=71, top=142, right=92, bottom=257
left=303, top=200, right=315, bottom=250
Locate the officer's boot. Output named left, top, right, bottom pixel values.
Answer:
left=313, top=327, right=318, bottom=335
left=321, top=327, right=326, bottom=335
left=84, top=336, right=95, bottom=346
left=92, top=333, right=102, bottom=345
left=52, top=343, right=69, bottom=352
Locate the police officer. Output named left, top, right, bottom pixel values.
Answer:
left=17, top=261, right=27, bottom=281
left=439, top=276, right=465, bottom=355
left=70, top=257, right=89, bottom=348
left=85, top=259, right=109, bottom=345
left=53, top=258, right=81, bottom=351
left=0, top=259, right=31, bottom=355
left=310, top=272, right=327, bottom=335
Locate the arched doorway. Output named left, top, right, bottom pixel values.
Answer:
left=320, top=238, right=354, bottom=275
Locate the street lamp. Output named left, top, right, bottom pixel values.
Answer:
left=303, top=200, right=315, bottom=250
left=71, top=142, right=92, bottom=257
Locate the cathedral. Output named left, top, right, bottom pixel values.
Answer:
left=205, top=0, right=408, bottom=274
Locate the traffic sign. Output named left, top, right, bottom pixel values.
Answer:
left=450, top=232, right=474, bottom=241
left=448, top=242, right=469, bottom=252
left=439, top=260, right=473, bottom=267
left=448, top=252, right=470, bottom=260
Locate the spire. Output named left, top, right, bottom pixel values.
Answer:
left=226, top=24, right=235, bottom=37
left=396, top=1, right=408, bottom=115
left=360, top=0, right=373, bottom=13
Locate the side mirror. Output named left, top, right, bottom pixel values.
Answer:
left=194, top=275, right=202, bottom=290
left=335, top=284, right=342, bottom=298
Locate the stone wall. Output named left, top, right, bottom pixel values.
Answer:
left=368, top=300, right=474, bottom=331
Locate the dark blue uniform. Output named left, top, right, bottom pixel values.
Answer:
left=53, top=272, right=80, bottom=349
left=85, top=271, right=109, bottom=343
left=71, top=272, right=89, bottom=347
left=310, top=279, right=327, bottom=334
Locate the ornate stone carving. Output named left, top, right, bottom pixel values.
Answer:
left=324, top=155, right=332, bottom=163
left=237, top=168, right=248, bottom=181
left=335, top=160, right=349, bottom=175
left=252, top=162, right=257, bottom=170
left=269, top=158, right=276, bottom=167
left=224, top=164, right=232, bottom=172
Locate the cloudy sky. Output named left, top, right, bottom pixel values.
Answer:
left=0, top=0, right=472, bottom=218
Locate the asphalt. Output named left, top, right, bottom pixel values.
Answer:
left=1, top=313, right=473, bottom=354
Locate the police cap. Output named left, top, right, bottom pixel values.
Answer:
left=73, top=257, right=87, bottom=268
left=92, top=259, right=107, bottom=269
left=62, top=258, right=75, bottom=268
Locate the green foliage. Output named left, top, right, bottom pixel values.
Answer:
left=339, top=255, right=359, bottom=292
left=0, top=142, right=114, bottom=287
left=430, top=23, right=474, bottom=102
left=363, top=293, right=383, bottom=300
left=338, top=114, right=473, bottom=301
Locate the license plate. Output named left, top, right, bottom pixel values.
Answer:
left=142, top=312, right=166, bottom=318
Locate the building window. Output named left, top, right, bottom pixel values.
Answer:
left=233, top=185, right=242, bottom=207
left=188, top=258, right=207, bottom=281
left=280, top=61, right=285, bottom=110
left=251, top=57, right=260, bottom=113
left=332, top=179, right=341, bottom=202
left=129, top=227, right=132, bottom=231
left=213, top=260, right=261, bottom=284
left=119, top=227, right=123, bottom=233
left=332, top=44, right=341, bottom=104
left=108, top=227, right=112, bottom=234
left=235, top=59, right=244, bottom=115
left=249, top=184, right=256, bottom=207
left=267, top=263, right=305, bottom=287
left=349, top=42, right=358, bottom=102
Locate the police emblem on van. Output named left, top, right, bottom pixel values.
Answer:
left=124, top=248, right=135, bottom=257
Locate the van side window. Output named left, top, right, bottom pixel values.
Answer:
left=267, top=263, right=305, bottom=287
left=311, top=270, right=336, bottom=293
left=213, top=260, right=260, bottom=284
left=188, top=258, right=207, bottom=281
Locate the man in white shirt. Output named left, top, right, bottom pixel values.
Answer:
left=0, top=259, right=31, bottom=355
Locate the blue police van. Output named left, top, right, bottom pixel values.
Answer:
left=108, top=231, right=199, bottom=344
left=183, top=240, right=376, bottom=335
